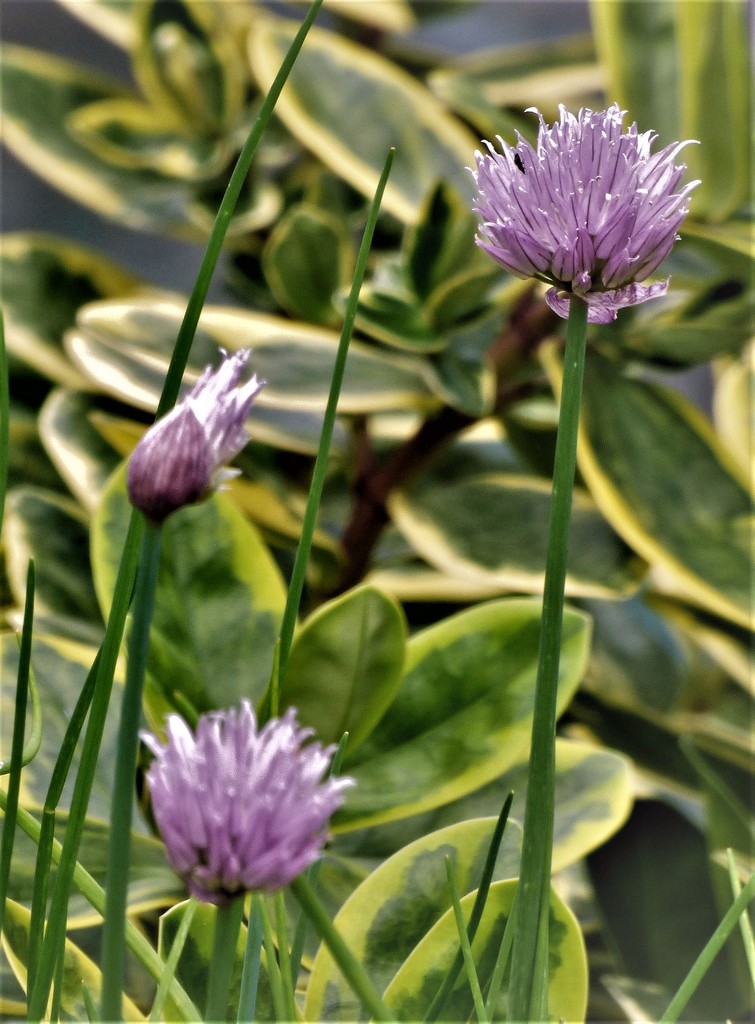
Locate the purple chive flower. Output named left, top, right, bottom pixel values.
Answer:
left=142, top=702, right=353, bottom=905
left=472, top=104, right=699, bottom=323
left=127, top=349, right=264, bottom=522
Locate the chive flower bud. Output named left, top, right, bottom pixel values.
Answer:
left=142, top=702, right=353, bottom=904
left=127, top=349, right=264, bottom=522
left=472, top=104, right=698, bottom=323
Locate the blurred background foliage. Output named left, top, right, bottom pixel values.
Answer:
left=1, top=1, right=752, bottom=1020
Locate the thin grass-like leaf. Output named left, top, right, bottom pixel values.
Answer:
left=726, top=848, right=755, bottom=989
left=0, top=664, right=41, bottom=775
left=275, top=148, right=395, bottom=690
left=260, top=896, right=287, bottom=1021
left=425, top=792, right=514, bottom=1022
left=237, top=895, right=263, bottom=1023
left=659, top=872, right=755, bottom=1023
left=0, top=561, right=35, bottom=937
left=445, top=857, right=489, bottom=1023
left=0, top=792, right=201, bottom=1021
left=149, top=899, right=198, bottom=1023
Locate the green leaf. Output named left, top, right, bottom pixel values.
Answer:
left=0, top=632, right=121, bottom=821
left=0, top=46, right=277, bottom=237
left=6, top=812, right=181, bottom=929
left=282, top=586, right=406, bottom=753
left=67, top=299, right=436, bottom=443
left=382, top=881, right=587, bottom=1024
left=714, top=343, right=753, bottom=481
left=91, top=466, right=287, bottom=724
left=37, top=390, right=123, bottom=514
left=68, top=98, right=230, bottom=180
left=56, top=0, right=134, bottom=48
left=4, top=488, right=102, bottom=643
left=305, top=817, right=524, bottom=1022
left=334, top=738, right=632, bottom=878
left=675, top=0, right=751, bottom=222
left=0, top=233, right=145, bottom=388
left=391, top=470, right=644, bottom=600
left=133, top=0, right=248, bottom=134
left=569, top=350, right=752, bottom=627
left=263, top=204, right=354, bottom=326
left=590, top=0, right=680, bottom=146
left=158, top=900, right=275, bottom=1022
left=336, top=598, right=591, bottom=829
left=247, top=17, right=477, bottom=223
left=1, top=899, right=145, bottom=1021
left=588, top=798, right=750, bottom=1021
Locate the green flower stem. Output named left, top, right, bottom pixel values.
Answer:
left=275, top=148, right=395, bottom=687
left=237, top=895, right=264, bottom=1023
left=507, top=295, right=589, bottom=1022
left=101, top=522, right=163, bottom=1022
left=205, top=896, right=245, bottom=1023
left=290, top=875, right=394, bottom=1022
left=149, top=898, right=198, bottom=1023
left=155, top=0, right=325, bottom=420
left=0, top=561, right=34, bottom=937
left=0, top=792, right=200, bottom=1020
left=659, top=871, right=755, bottom=1023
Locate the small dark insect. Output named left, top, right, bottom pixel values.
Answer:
left=514, top=152, right=526, bottom=174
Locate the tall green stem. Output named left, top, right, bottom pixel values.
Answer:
left=205, top=897, right=245, bottom=1023
left=100, top=523, right=163, bottom=1021
left=507, top=297, right=589, bottom=1022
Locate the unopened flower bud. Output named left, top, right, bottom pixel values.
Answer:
left=127, top=349, right=264, bottom=522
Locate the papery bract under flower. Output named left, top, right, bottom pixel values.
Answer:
left=142, top=702, right=353, bottom=905
left=127, top=349, right=264, bottom=522
left=472, top=104, right=698, bottom=323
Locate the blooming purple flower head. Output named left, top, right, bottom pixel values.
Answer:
left=127, top=349, right=264, bottom=522
left=472, top=104, right=699, bottom=323
left=142, top=701, right=353, bottom=905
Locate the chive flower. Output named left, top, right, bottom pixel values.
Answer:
left=142, top=702, right=353, bottom=905
left=472, top=104, right=698, bottom=323
left=127, top=349, right=264, bottom=522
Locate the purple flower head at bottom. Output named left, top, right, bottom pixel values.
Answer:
left=142, top=702, right=353, bottom=905
left=127, top=349, right=265, bottom=522
left=471, top=104, right=699, bottom=323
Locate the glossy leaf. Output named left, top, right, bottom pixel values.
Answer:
left=262, top=204, right=354, bottom=326
left=0, top=232, right=145, bottom=388
left=248, top=17, right=477, bottom=223
left=133, top=0, right=247, bottom=134
left=336, top=598, right=591, bottom=829
left=67, top=298, right=436, bottom=425
left=68, top=98, right=229, bottom=180
left=568, top=350, right=752, bottom=627
left=305, top=817, right=523, bottom=1022
left=383, top=881, right=587, bottom=1023
left=714, top=343, right=753, bottom=481
left=91, top=467, right=287, bottom=725
left=675, top=0, right=750, bottom=222
left=38, top=390, right=123, bottom=514
left=391, top=470, right=643, bottom=600
left=1, top=899, right=145, bottom=1021
left=6, top=812, right=181, bottom=929
left=0, top=46, right=276, bottom=236
left=0, top=632, right=120, bottom=820
left=333, top=737, right=632, bottom=878
left=3, top=487, right=102, bottom=643
left=282, top=586, right=406, bottom=752
left=588, top=798, right=750, bottom=1021
left=158, top=900, right=275, bottom=1022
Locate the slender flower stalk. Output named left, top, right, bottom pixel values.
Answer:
left=471, top=104, right=697, bottom=1020
left=472, top=104, right=698, bottom=323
